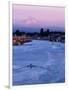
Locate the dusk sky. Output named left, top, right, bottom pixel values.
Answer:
left=12, top=4, right=65, bottom=32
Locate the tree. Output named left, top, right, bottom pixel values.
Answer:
left=15, top=29, right=20, bottom=36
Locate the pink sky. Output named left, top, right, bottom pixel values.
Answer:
left=12, top=4, right=65, bottom=28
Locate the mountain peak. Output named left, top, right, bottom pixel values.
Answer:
left=22, top=16, right=40, bottom=27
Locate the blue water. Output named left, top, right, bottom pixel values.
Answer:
left=13, top=40, right=65, bottom=85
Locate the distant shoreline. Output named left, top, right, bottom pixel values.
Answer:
left=12, top=29, right=65, bottom=46
left=13, top=36, right=65, bottom=46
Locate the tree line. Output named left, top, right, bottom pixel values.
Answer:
left=13, top=28, right=65, bottom=37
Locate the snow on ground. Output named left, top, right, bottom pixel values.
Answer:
left=13, top=40, right=65, bottom=85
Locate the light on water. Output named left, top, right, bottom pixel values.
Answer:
left=13, top=40, right=65, bottom=85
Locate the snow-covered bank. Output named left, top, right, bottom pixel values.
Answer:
left=13, top=40, right=65, bottom=85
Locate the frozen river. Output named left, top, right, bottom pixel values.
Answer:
left=13, top=40, right=65, bottom=85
